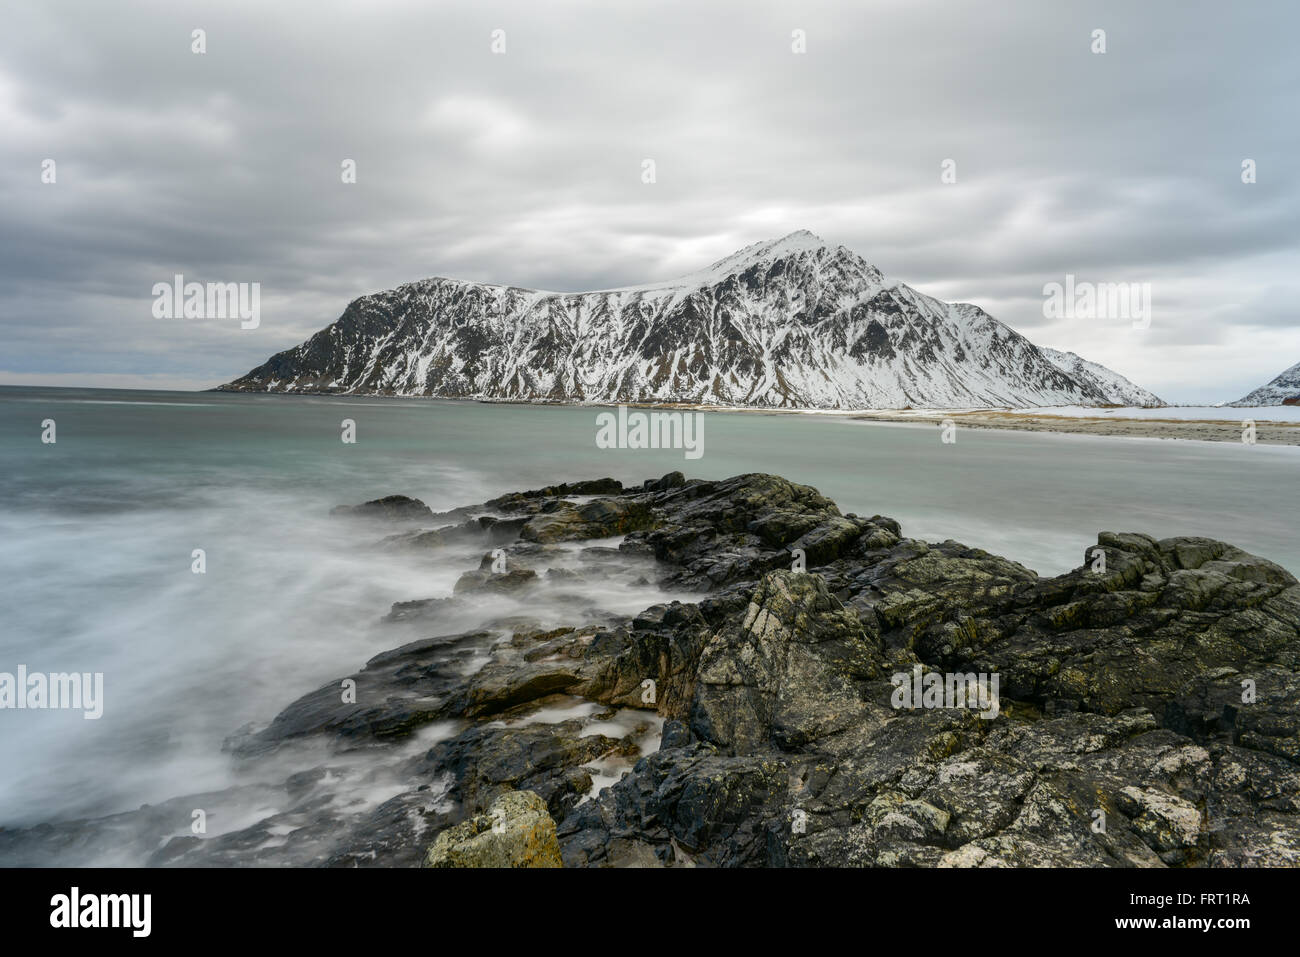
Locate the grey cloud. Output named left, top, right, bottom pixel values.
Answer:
left=1, top=0, right=1297, bottom=402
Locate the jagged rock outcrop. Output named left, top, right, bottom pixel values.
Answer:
left=330, top=494, right=434, bottom=522
left=424, top=790, right=562, bottom=868
left=3, top=472, right=1296, bottom=869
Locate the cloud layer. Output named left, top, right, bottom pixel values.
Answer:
left=3, top=0, right=1297, bottom=402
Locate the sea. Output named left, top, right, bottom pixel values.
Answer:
left=1, top=385, right=1296, bottom=853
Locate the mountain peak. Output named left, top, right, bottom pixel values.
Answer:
left=770, top=228, right=827, bottom=247
left=679, top=229, right=879, bottom=289
left=219, top=234, right=1161, bottom=409
left=597, top=230, right=855, bottom=296
left=1229, top=359, right=1300, bottom=407
left=721, top=229, right=831, bottom=263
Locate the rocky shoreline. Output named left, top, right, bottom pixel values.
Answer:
left=3, top=471, right=1298, bottom=867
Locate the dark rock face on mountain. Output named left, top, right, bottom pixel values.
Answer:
left=3, top=473, right=1296, bottom=868
left=216, top=232, right=1160, bottom=409
left=1230, top=359, right=1300, bottom=407
left=1039, top=347, right=1164, bottom=407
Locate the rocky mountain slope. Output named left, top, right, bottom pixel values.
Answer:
left=1229, top=360, right=1300, bottom=407
left=6, top=471, right=1296, bottom=867
left=218, top=232, right=1161, bottom=409
left=1039, top=347, right=1163, bottom=407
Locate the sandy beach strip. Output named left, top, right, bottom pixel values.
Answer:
left=847, top=409, right=1300, bottom=446
left=443, top=395, right=1300, bottom=447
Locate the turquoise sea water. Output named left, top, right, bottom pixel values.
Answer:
left=1, top=385, right=1297, bottom=832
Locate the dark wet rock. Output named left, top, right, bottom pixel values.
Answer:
left=572, top=602, right=714, bottom=716
left=624, top=473, right=851, bottom=589
left=380, top=515, right=529, bottom=550
left=790, top=515, right=870, bottom=568
left=644, top=470, right=685, bottom=492
left=0, top=783, right=286, bottom=868
left=383, top=596, right=453, bottom=623
left=485, top=478, right=623, bottom=513
left=10, top=472, right=1299, bottom=870
left=520, top=497, right=656, bottom=544
left=459, top=661, right=581, bottom=718
left=413, top=718, right=633, bottom=822
left=331, top=494, right=434, bottom=522
left=691, top=571, right=884, bottom=754
left=225, top=630, right=496, bottom=755
left=884, top=533, right=1300, bottom=723
left=454, top=567, right=538, bottom=596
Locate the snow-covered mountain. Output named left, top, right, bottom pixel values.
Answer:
left=1039, top=348, right=1164, bottom=407
left=1228, top=360, right=1300, bottom=407
left=217, top=231, right=1162, bottom=409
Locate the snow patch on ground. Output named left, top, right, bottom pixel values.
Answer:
left=1004, top=405, right=1300, bottom=422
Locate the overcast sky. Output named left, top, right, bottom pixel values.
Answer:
left=2, top=0, right=1297, bottom=403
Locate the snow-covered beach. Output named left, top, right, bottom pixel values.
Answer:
left=847, top=405, right=1300, bottom=445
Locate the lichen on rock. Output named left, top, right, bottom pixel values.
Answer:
left=424, top=790, right=562, bottom=868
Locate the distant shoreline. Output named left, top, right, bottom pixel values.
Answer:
left=212, top=387, right=1300, bottom=445
left=846, top=409, right=1300, bottom=446
left=10, top=383, right=1300, bottom=446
